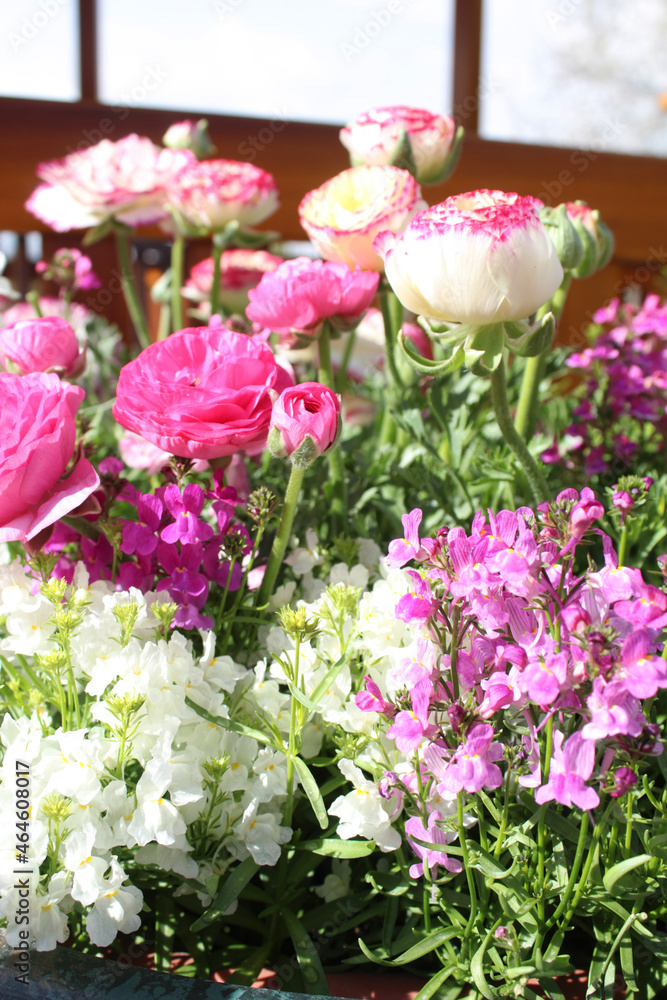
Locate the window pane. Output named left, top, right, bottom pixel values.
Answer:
left=97, top=0, right=453, bottom=124
left=480, top=0, right=667, bottom=158
left=0, top=1, right=80, bottom=101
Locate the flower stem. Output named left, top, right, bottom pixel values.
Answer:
left=256, top=464, right=305, bottom=608
left=171, top=234, right=185, bottom=333
left=318, top=320, right=347, bottom=537
left=489, top=357, right=549, bottom=504
left=114, top=226, right=150, bottom=350
left=378, top=286, right=405, bottom=391
left=457, top=792, right=478, bottom=956
left=536, top=715, right=554, bottom=927
left=544, top=809, right=590, bottom=933
left=514, top=275, right=572, bottom=441
left=210, top=239, right=222, bottom=318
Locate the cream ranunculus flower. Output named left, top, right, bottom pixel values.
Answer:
left=298, top=165, right=427, bottom=272
left=374, top=189, right=564, bottom=325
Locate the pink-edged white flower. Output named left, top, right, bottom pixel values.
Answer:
left=162, top=118, right=215, bottom=159
left=26, top=135, right=196, bottom=231
left=85, top=858, right=143, bottom=947
left=299, top=165, right=427, bottom=272
left=165, top=159, right=279, bottom=234
left=340, top=106, right=458, bottom=184
left=375, top=190, right=564, bottom=324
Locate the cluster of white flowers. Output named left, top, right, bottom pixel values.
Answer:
left=0, top=561, right=291, bottom=951
left=0, top=532, right=436, bottom=952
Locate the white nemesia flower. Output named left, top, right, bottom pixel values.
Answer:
left=85, top=858, right=143, bottom=947
left=128, top=758, right=187, bottom=846
left=329, top=759, right=401, bottom=852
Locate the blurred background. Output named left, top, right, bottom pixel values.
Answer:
left=1, top=0, right=666, bottom=340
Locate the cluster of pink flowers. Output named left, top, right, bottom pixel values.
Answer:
left=46, top=463, right=250, bottom=630
left=542, top=294, right=667, bottom=477
left=357, top=489, right=665, bottom=875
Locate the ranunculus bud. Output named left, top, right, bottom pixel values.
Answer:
left=340, top=106, right=462, bottom=185
left=565, top=201, right=614, bottom=278
left=162, top=119, right=216, bottom=159
left=299, top=165, right=427, bottom=271
left=538, top=203, right=584, bottom=271
left=268, top=383, right=341, bottom=468
left=165, top=159, right=279, bottom=235
left=0, top=316, right=85, bottom=377
left=374, top=190, right=564, bottom=325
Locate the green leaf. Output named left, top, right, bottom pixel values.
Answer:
left=309, top=652, right=351, bottom=705
left=154, top=894, right=175, bottom=973
left=190, top=856, right=259, bottom=931
left=286, top=680, right=321, bottom=714
left=603, top=854, right=652, bottom=893
left=297, top=837, right=376, bottom=858
left=413, top=964, right=458, bottom=1000
left=83, top=217, right=114, bottom=245
left=398, top=331, right=465, bottom=376
left=470, top=926, right=499, bottom=999
left=293, top=756, right=328, bottom=829
left=184, top=696, right=275, bottom=747
left=468, top=847, right=516, bottom=880
left=282, top=908, right=330, bottom=995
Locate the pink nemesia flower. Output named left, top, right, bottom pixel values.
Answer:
left=535, top=731, right=600, bottom=810
left=355, top=677, right=394, bottom=716
left=394, top=570, right=439, bottom=622
left=26, top=135, right=196, bottom=231
left=425, top=723, right=504, bottom=795
left=0, top=315, right=85, bottom=377
left=246, top=257, right=379, bottom=342
left=404, top=814, right=462, bottom=879
left=385, top=508, right=425, bottom=568
left=375, top=189, right=563, bottom=324
left=299, top=164, right=427, bottom=271
left=0, top=371, right=99, bottom=543
left=112, top=326, right=293, bottom=460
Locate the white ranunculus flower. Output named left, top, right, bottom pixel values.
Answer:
left=375, top=189, right=564, bottom=326
left=340, top=106, right=457, bottom=184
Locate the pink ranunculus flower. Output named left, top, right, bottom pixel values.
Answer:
left=246, top=257, right=379, bottom=342
left=25, top=134, right=197, bottom=232
left=268, top=382, right=341, bottom=467
left=340, top=106, right=458, bottom=184
left=183, top=249, right=283, bottom=315
left=165, top=159, right=279, bottom=234
left=374, top=189, right=564, bottom=325
left=0, top=372, right=99, bottom=543
left=298, top=165, right=427, bottom=272
left=0, top=316, right=86, bottom=377
left=2, top=297, right=94, bottom=338
left=112, top=326, right=293, bottom=460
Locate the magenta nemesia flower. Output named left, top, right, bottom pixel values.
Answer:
left=404, top=814, right=461, bottom=879
left=394, top=570, right=439, bottom=622
left=26, top=134, right=196, bottom=231
left=246, top=257, right=379, bottom=341
left=121, top=493, right=163, bottom=557
left=113, top=327, right=293, bottom=460
left=426, top=724, right=504, bottom=795
left=535, top=731, right=600, bottom=810
left=0, top=372, right=99, bottom=544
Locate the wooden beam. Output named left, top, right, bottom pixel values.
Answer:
left=452, top=0, right=483, bottom=132
left=78, top=0, right=98, bottom=104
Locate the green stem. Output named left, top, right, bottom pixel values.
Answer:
left=449, top=602, right=461, bottom=702
left=171, top=234, right=185, bottom=333
left=457, top=792, right=478, bottom=954
left=256, top=464, right=305, bottom=608
left=624, top=787, right=635, bottom=858
left=336, top=327, right=357, bottom=393
left=536, top=715, right=554, bottom=927
left=378, top=286, right=405, bottom=391
left=617, top=524, right=628, bottom=568
left=210, top=239, right=223, bottom=318
left=489, top=357, right=549, bottom=504
left=27, top=290, right=43, bottom=318
left=544, top=809, right=590, bottom=934
left=318, top=320, right=347, bottom=537
left=514, top=275, right=573, bottom=441
left=157, top=303, right=171, bottom=341
left=114, top=226, right=150, bottom=349
left=555, top=800, right=613, bottom=932
left=494, top=769, right=512, bottom=858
